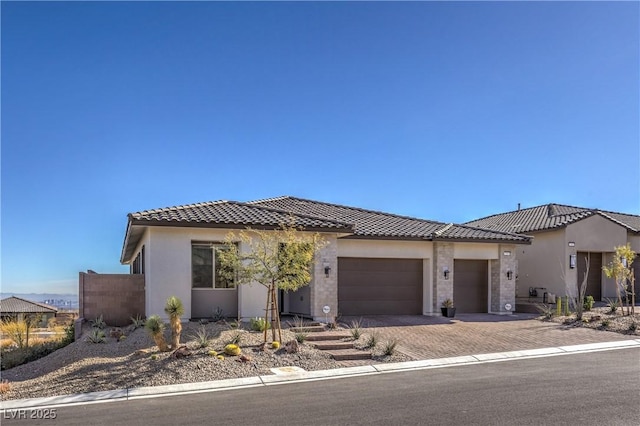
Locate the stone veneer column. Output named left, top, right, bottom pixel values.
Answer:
left=433, top=242, right=454, bottom=313
left=310, top=234, right=338, bottom=322
left=491, top=244, right=517, bottom=314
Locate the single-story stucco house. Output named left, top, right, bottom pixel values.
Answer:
left=0, top=296, right=58, bottom=326
left=120, top=196, right=531, bottom=322
left=465, top=203, right=640, bottom=303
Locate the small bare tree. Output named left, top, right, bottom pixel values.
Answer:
left=218, top=222, right=326, bottom=343
left=603, top=244, right=637, bottom=315
left=564, top=254, right=590, bottom=320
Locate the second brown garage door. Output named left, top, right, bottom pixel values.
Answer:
left=453, top=259, right=488, bottom=313
left=338, top=257, right=422, bottom=315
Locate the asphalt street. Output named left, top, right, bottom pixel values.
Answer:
left=3, top=348, right=639, bottom=426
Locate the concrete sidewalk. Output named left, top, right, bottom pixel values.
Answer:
left=2, top=339, right=639, bottom=411
left=2, top=314, right=639, bottom=411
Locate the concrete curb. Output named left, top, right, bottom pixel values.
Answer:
left=2, top=339, right=639, bottom=411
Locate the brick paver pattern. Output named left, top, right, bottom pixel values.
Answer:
left=339, top=314, right=638, bottom=362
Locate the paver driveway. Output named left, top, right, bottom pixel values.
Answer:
left=340, top=313, right=638, bottom=360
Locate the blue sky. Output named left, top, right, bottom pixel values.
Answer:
left=1, top=2, right=638, bottom=294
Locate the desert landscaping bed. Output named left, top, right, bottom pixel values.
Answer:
left=541, top=306, right=639, bottom=334
left=0, top=320, right=409, bottom=401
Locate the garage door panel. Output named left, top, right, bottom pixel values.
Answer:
left=339, top=301, right=420, bottom=316
left=340, top=285, right=420, bottom=301
left=338, top=257, right=422, bottom=315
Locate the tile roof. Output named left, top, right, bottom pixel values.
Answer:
left=122, top=195, right=532, bottom=263
left=128, top=200, right=354, bottom=231
left=0, top=296, right=58, bottom=314
left=250, top=196, right=531, bottom=243
left=465, top=203, right=640, bottom=234
left=121, top=201, right=354, bottom=263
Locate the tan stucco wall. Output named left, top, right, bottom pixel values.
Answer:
left=516, top=230, right=565, bottom=298
left=454, top=243, right=499, bottom=259
left=145, top=227, right=339, bottom=321
left=517, top=216, right=631, bottom=300
left=628, top=234, right=640, bottom=252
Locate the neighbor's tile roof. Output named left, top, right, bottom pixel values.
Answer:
left=250, top=196, right=531, bottom=243
left=465, top=203, right=640, bottom=234
left=0, top=296, right=58, bottom=314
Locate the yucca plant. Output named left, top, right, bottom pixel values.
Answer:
left=164, top=296, right=185, bottom=349
left=145, top=315, right=170, bottom=352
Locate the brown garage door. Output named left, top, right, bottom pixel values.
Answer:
left=578, top=252, right=602, bottom=301
left=453, top=260, right=488, bottom=313
left=338, top=257, right=422, bottom=315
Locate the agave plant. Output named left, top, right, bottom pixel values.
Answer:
left=145, top=315, right=170, bottom=352
left=164, top=296, right=184, bottom=349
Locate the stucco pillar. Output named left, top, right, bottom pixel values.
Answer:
left=433, top=242, right=454, bottom=313
left=491, top=244, right=517, bottom=314
left=311, top=235, right=338, bottom=322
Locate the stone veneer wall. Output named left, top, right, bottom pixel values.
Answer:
left=432, top=242, right=454, bottom=312
left=311, top=235, right=338, bottom=322
left=490, top=244, right=517, bottom=313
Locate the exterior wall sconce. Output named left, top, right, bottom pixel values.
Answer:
left=568, top=242, right=575, bottom=247
left=506, top=270, right=513, bottom=280
left=443, top=266, right=450, bottom=280
left=322, top=260, right=331, bottom=277
left=324, top=265, right=331, bottom=277
left=569, top=254, right=576, bottom=269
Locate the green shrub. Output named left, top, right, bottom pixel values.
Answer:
left=628, top=322, right=637, bottom=333
left=600, top=319, right=610, bottom=329
left=91, top=315, right=106, bottom=329
left=605, top=298, right=619, bottom=314
left=535, top=303, right=554, bottom=320
left=212, top=307, right=225, bottom=322
left=192, top=326, right=210, bottom=348
left=349, top=318, right=363, bottom=340
left=226, top=331, right=243, bottom=346
left=365, top=331, right=379, bottom=349
left=130, top=315, right=145, bottom=329
left=295, top=332, right=308, bottom=343
left=86, top=328, right=106, bottom=344
left=382, top=339, right=398, bottom=356
left=583, top=296, right=594, bottom=312
left=250, top=317, right=270, bottom=332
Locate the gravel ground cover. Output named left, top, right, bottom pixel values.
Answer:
left=544, top=306, right=640, bottom=334
left=0, top=320, right=409, bottom=401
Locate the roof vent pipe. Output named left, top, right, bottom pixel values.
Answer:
left=517, top=203, right=521, bottom=211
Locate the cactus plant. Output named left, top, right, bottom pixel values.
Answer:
left=164, top=296, right=185, bottom=349
left=271, top=341, right=280, bottom=349
left=224, top=343, right=241, bottom=356
left=145, top=315, right=170, bottom=352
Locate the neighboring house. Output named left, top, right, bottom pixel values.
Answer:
left=120, top=196, right=530, bottom=322
left=466, top=204, right=640, bottom=303
left=0, top=296, right=58, bottom=326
